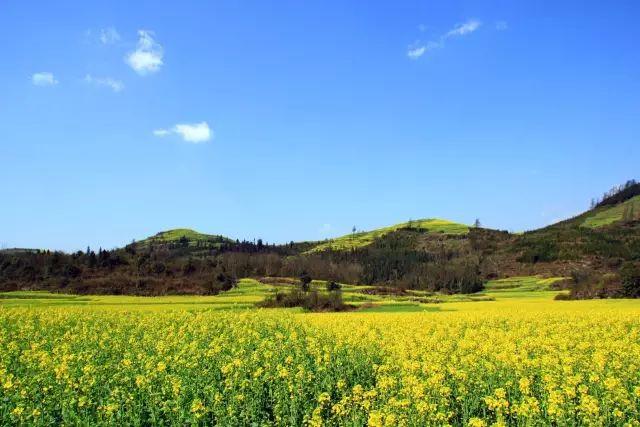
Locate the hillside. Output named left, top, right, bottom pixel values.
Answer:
left=581, top=195, right=640, bottom=228
left=307, top=218, right=469, bottom=253
left=136, top=228, right=233, bottom=249
left=0, top=181, right=638, bottom=297
left=512, top=188, right=640, bottom=272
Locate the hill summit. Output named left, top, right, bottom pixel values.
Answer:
left=137, top=228, right=232, bottom=248
left=307, top=218, right=469, bottom=253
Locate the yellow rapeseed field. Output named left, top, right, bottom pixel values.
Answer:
left=1, top=296, right=640, bottom=425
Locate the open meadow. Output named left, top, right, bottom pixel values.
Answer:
left=2, top=278, right=640, bottom=426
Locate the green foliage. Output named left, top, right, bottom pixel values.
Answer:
left=620, top=262, right=640, bottom=298
left=299, top=271, right=312, bottom=292
left=258, top=289, right=350, bottom=311
left=326, top=281, right=342, bottom=292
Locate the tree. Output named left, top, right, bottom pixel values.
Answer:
left=183, top=258, right=196, bottom=276
left=326, top=281, right=342, bottom=292
left=620, top=262, right=640, bottom=298
left=87, top=251, right=97, bottom=268
left=300, top=271, right=312, bottom=292
left=352, top=226, right=356, bottom=234
left=474, top=218, right=481, bottom=228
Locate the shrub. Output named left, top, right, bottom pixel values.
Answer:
left=299, top=271, right=312, bottom=292
left=258, top=289, right=351, bottom=312
left=326, top=281, right=342, bottom=291
left=620, top=262, right=640, bottom=298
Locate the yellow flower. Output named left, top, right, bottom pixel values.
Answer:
left=467, top=418, right=486, bottom=427
left=190, top=399, right=206, bottom=418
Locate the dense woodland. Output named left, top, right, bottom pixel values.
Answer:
left=1, top=182, right=639, bottom=298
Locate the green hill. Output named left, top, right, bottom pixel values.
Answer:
left=137, top=228, right=232, bottom=248
left=307, top=218, right=469, bottom=253
left=581, top=195, right=640, bottom=228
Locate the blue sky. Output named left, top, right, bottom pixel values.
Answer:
left=1, top=1, right=638, bottom=251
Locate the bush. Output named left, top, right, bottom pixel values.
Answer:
left=299, top=271, right=312, bottom=292
left=258, top=289, right=351, bottom=312
left=567, top=269, right=623, bottom=299
left=620, top=262, right=640, bottom=298
left=326, top=281, right=342, bottom=291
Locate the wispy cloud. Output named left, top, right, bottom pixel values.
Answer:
left=407, top=45, right=426, bottom=59
left=84, top=74, right=124, bottom=92
left=100, top=27, right=121, bottom=44
left=153, top=122, right=212, bottom=143
left=126, top=30, right=163, bottom=75
left=495, top=21, right=508, bottom=31
left=32, top=72, right=58, bottom=86
left=407, top=19, right=482, bottom=59
left=153, top=129, right=170, bottom=137
left=446, top=20, right=482, bottom=37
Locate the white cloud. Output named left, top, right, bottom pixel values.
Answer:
left=153, top=129, right=170, bottom=137
left=446, top=20, right=482, bottom=37
left=84, top=74, right=124, bottom=92
left=32, top=72, right=58, bottom=86
left=153, top=122, right=212, bottom=143
left=495, top=21, right=508, bottom=31
left=407, top=45, right=426, bottom=59
left=100, top=27, right=121, bottom=44
left=173, top=122, right=212, bottom=143
left=407, top=19, right=482, bottom=60
left=126, top=30, right=163, bottom=75
left=407, top=41, right=442, bottom=58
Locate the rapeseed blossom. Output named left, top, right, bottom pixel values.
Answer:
left=0, top=305, right=639, bottom=425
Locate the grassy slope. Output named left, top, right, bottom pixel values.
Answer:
left=581, top=195, right=640, bottom=228
left=137, top=228, right=232, bottom=248
left=307, top=218, right=469, bottom=253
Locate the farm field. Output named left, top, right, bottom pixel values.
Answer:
left=1, top=278, right=640, bottom=425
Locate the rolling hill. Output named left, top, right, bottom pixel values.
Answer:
left=136, top=228, right=233, bottom=249
left=1, top=180, right=638, bottom=297
left=306, top=218, right=469, bottom=253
